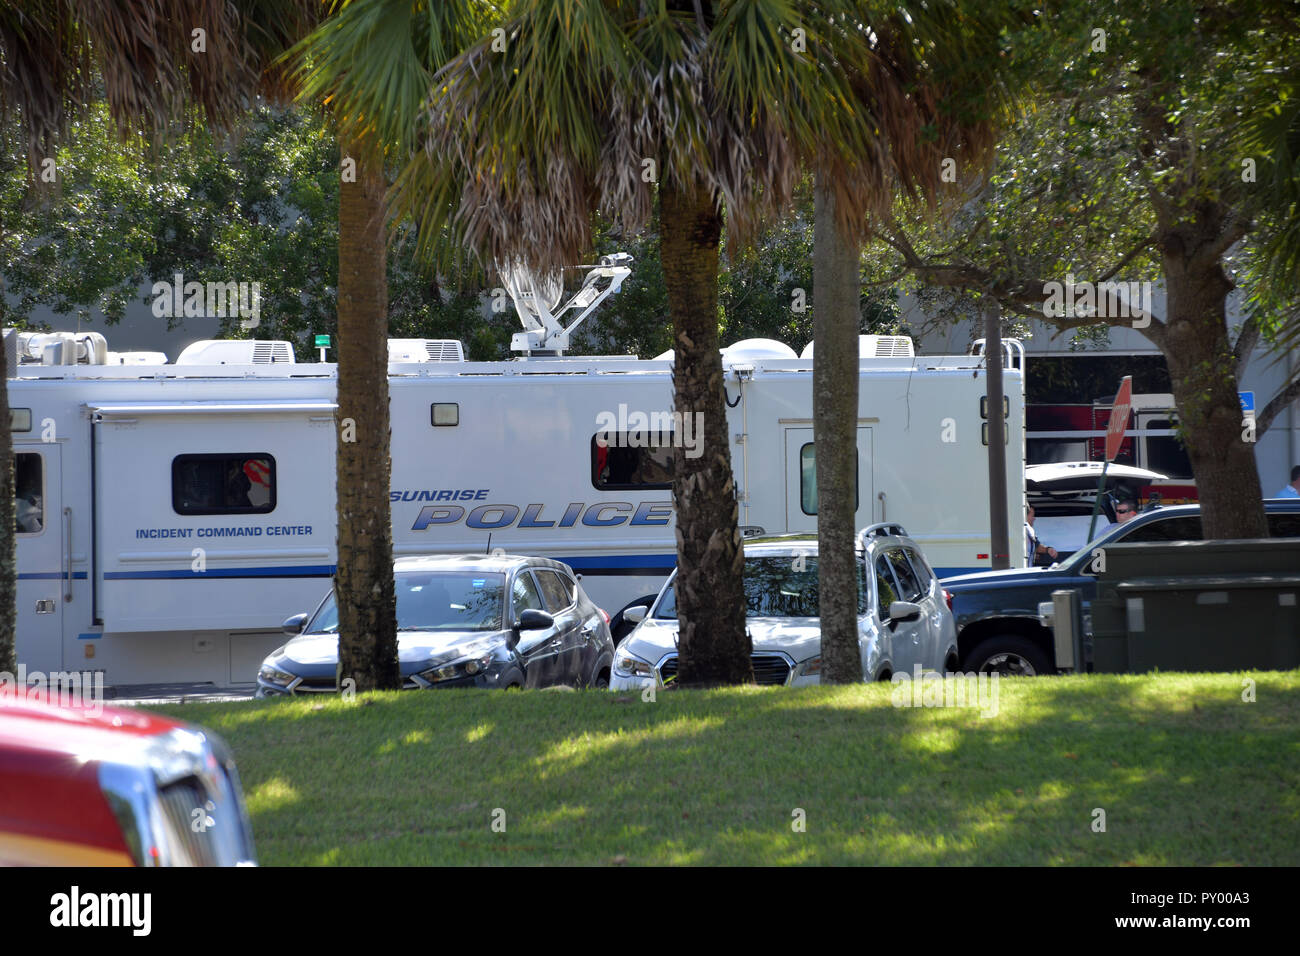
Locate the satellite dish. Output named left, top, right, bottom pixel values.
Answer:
left=498, top=260, right=564, bottom=318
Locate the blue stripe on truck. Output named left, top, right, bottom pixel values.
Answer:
left=99, top=558, right=982, bottom=580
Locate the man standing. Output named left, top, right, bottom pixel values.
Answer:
left=1273, top=466, right=1300, bottom=499
left=1025, top=504, right=1058, bottom=567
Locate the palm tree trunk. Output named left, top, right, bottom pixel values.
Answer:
left=659, top=179, right=752, bottom=686
left=334, top=134, right=399, bottom=691
left=812, top=180, right=862, bottom=683
left=0, top=329, right=14, bottom=677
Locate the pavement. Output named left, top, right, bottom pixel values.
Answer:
left=105, top=683, right=255, bottom=707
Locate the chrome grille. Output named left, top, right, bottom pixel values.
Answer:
left=158, top=776, right=219, bottom=866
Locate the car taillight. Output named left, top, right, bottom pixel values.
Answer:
left=599, top=608, right=609, bottom=624
left=943, top=589, right=953, bottom=612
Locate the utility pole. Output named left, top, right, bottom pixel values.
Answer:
left=984, top=296, right=1011, bottom=570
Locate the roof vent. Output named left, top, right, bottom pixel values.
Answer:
left=801, top=335, right=915, bottom=359
left=387, top=339, right=466, bottom=363
left=106, top=351, right=168, bottom=366
left=175, top=340, right=295, bottom=365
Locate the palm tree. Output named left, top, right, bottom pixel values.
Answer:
left=807, top=3, right=1016, bottom=681
left=0, top=0, right=317, bottom=674
left=285, top=0, right=493, bottom=690
left=395, top=0, right=1015, bottom=685
left=392, top=0, right=855, bottom=685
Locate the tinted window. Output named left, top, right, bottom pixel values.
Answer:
left=15, top=452, right=43, bottom=534
left=1122, top=516, right=1203, bottom=542
left=534, top=569, right=574, bottom=611
left=173, top=454, right=275, bottom=515
left=1268, top=513, right=1300, bottom=537
left=1143, top=420, right=1193, bottom=479
left=591, top=435, right=673, bottom=489
left=511, top=572, right=545, bottom=615
left=886, top=548, right=923, bottom=602
left=875, top=556, right=899, bottom=618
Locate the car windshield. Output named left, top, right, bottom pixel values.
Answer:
left=307, top=571, right=506, bottom=633
left=653, top=554, right=866, bottom=619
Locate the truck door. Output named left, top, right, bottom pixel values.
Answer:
left=783, top=427, right=874, bottom=534
left=14, top=445, right=64, bottom=673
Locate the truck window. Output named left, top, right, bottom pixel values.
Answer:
left=591, top=434, right=673, bottom=490
left=172, top=454, right=276, bottom=515
left=1142, top=418, right=1193, bottom=479
left=799, top=443, right=858, bottom=516
left=15, top=452, right=43, bottom=534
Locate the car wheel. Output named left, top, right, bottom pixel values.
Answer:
left=967, top=636, right=1050, bottom=676
left=592, top=669, right=610, bottom=690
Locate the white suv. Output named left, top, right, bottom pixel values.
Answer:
left=611, top=524, right=958, bottom=689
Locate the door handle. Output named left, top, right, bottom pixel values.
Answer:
left=549, top=638, right=564, bottom=649
left=63, top=506, right=73, bottom=603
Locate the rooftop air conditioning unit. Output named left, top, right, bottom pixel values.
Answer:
left=175, top=340, right=295, bottom=365
left=387, top=339, right=467, bottom=363
left=801, top=335, right=915, bottom=359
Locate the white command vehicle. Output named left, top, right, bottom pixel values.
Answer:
left=7, top=259, right=1024, bottom=689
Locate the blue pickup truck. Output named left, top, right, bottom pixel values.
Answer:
left=940, top=501, right=1300, bottom=675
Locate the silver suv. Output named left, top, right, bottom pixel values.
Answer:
left=610, top=524, right=959, bottom=688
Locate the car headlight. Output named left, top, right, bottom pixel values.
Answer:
left=798, top=656, right=823, bottom=677
left=258, top=664, right=296, bottom=687
left=613, top=648, right=654, bottom=679
left=419, top=653, right=492, bottom=683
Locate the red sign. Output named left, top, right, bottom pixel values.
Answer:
left=1105, top=376, right=1133, bottom=462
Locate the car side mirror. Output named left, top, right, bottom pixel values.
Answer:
left=515, top=608, right=554, bottom=631
left=282, top=613, right=308, bottom=636
left=623, top=605, right=647, bottom=625
left=888, top=601, right=922, bottom=622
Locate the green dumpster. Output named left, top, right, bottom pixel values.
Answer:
left=1089, top=538, right=1300, bottom=673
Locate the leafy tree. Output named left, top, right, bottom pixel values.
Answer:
left=874, top=0, right=1299, bottom=538
left=396, top=0, right=1016, bottom=685
left=0, top=0, right=317, bottom=675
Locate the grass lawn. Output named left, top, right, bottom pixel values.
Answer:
left=148, top=672, right=1300, bottom=866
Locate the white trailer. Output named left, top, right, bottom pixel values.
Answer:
left=7, top=298, right=1024, bottom=689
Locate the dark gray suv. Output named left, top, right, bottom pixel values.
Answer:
left=940, top=502, right=1300, bottom=675
left=256, top=554, right=614, bottom=695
